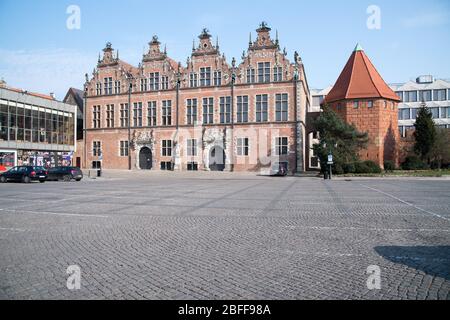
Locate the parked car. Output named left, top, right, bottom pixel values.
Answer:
left=270, top=162, right=288, bottom=177
left=47, top=166, right=83, bottom=182
left=0, top=166, right=48, bottom=183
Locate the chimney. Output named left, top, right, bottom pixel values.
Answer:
left=0, top=78, right=6, bottom=88
left=50, top=92, right=55, bottom=100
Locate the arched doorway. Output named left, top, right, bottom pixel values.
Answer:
left=139, top=147, right=152, bottom=170
left=209, top=146, right=225, bottom=171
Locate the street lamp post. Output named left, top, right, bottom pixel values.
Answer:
left=230, top=57, right=236, bottom=172
left=121, top=69, right=134, bottom=171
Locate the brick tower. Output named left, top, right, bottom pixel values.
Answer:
left=324, top=44, right=401, bottom=168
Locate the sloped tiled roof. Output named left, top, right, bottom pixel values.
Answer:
left=324, top=44, right=401, bottom=104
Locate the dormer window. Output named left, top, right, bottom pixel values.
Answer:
left=161, top=76, right=169, bottom=90
left=149, top=72, right=160, bottom=91
left=214, top=71, right=222, bottom=86
left=273, top=66, right=283, bottom=82
left=104, top=77, right=113, bottom=95
left=247, top=67, right=255, bottom=84
left=114, top=81, right=121, bottom=94
left=258, top=62, right=270, bottom=83
left=200, top=67, right=211, bottom=87
left=140, top=79, right=147, bottom=92
left=96, top=83, right=102, bottom=95
left=190, top=73, right=198, bottom=88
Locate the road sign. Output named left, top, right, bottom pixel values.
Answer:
left=327, top=154, right=333, bottom=164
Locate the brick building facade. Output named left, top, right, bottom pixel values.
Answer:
left=84, top=23, right=310, bottom=173
left=324, top=45, right=401, bottom=168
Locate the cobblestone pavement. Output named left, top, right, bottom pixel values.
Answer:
left=0, top=172, right=449, bottom=300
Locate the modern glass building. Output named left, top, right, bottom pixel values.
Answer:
left=0, top=84, right=77, bottom=169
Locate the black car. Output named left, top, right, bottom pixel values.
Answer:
left=47, top=166, right=83, bottom=182
left=0, top=166, right=48, bottom=183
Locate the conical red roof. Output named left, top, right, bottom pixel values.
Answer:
left=324, top=45, right=400, bottom=104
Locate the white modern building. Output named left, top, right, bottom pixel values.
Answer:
left=390, top=75, right=450, bottom=137
left=0, top=80, right=77, bottom=169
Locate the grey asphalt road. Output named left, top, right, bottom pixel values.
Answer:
left=0, top=172, right=449, bottom=300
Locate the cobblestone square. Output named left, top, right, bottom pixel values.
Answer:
left=1, top=172, right=449, bottom=300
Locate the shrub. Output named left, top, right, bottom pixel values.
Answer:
left=384, top=160, right=395, bottom=172
left=333, top=163, right=344, bottom=175
left=343, top=163, right=356, bottom=174
left=353, top=161, right=382, bottom=174
left=363, top=160, right=382, bottom=174
left=401, top=155, right=426, bottom=170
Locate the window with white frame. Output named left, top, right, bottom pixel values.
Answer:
left=203, top=97, right=214, bottom=124
left=162, top=140, right=172, bottom=156
left=190, top=73, right=198, bottom=88
left=114, top=81, right=121, bottom=94
left=93, top=141, right=101, bottom=157
left=214, top=70, right=222, bottom=86
left=93, top=105, right=101, bottom=128
left=120, top=103, right=128, bottom=127
left=247, top=67, right=255, bottom=84
left=187, top=139, right=197, bottom=156
left=140, top=78, right=148, bottom=92
left=404, top=91, right=418, bottom=102
left=237, top=96, right=249, bottom=123
left=106, top=104, right=114, bottom=128
left=275, top=137, right=288, bottom=156
left=220, top=96, right=231, bottom=124
left=149, top=72, right=160, bottom=91
left=104, top=77, right=113, bottom=95
left=200, top=67, right=211, bottom=87
left=433, top=89, right=447, bottom=101
left=96, top=82, right=102, bottom=95
left=419, top=90, right=432, bottom=102
left=273, top=66, right=283, bottom=82
left=133, top=102, right=143, bottom=127
left=186, top=98, right=197, bottom=125
left=237, top=138, right=249, bottom=156
left=162, top=100, right=172, bottom=126
left=120, top=141, right=129, bottom=157
left=148, top=101, right=157, bottom=126
left=161, top=76, right=169, bottom=90
left=258, top=62, right=270, bottom=83
left=275, top=93, right=288, bottom=121
left=256, top=94, right=268, bottom=122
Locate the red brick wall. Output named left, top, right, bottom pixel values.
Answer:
left=330, top=99, right=400, bottom=168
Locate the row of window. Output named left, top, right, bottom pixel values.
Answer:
left=399, top=124, right=450, bottom=137
left=96, top=63, right=285, bottom=96
left=398, top=107, right=450, bottom=120
left=92, top=94, right=290, bottom=129
left=0, top=103, right=75, bottom=145
left=395, top=89, right=449, bottom=103
left=92, top=137, right=290, bottom=158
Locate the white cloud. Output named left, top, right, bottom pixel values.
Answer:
left=401, top=11, right=450, bottom=29
left=0, top=48, right=93, bottom=100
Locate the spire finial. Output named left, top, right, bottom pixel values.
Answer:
left=354, top=43, right=364, bottom=52
left=249, top=32, right=252, bottom=46
left=192, top=39, right=195, bottom=51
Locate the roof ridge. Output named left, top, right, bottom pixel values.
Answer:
left=344, top=51, right=357, bottom=99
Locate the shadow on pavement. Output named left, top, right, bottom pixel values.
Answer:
left=375, top=246, right=450, bottom=280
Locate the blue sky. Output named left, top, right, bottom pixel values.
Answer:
left=0, top=0, right=449, bottom=99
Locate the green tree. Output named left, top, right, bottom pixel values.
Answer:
left=312, top=105, right=368, bottom=173
left=414, top=104, right=436, bottom=163
left=430, top=127, right=450, bottom=169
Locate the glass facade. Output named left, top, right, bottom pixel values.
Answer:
left=0, top=100, right=75, bottom=145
